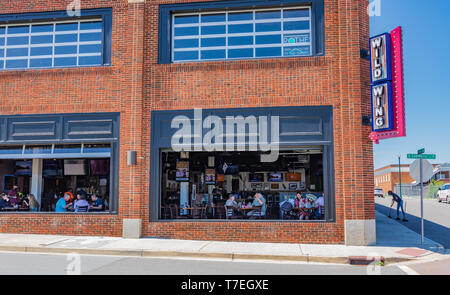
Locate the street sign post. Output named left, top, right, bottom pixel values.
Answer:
left=409, top=154, right=436, bottom=244
left=418, top=148, right=425, bottom=155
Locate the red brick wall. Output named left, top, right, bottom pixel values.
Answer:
left=0, top=0, right=373, bottom=244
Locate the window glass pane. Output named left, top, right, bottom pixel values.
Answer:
left=54, top=57, right=77, bottom=67
left=0, top=49, right=3, bottom=56
left=31, top=35, right=53, bottom=44
left=8, top=26, right=29, bottom=34
left=255, top=11, right=280, bottom=20
left=201, top=49, right=225, bottom=60
left=30, top=47, right=52, bottom=56
left=55, top=45, right=77, bottom=55
left=0, top=27, right=5, bottom=35
left=283, top=46, right=310, bottom=56
left=174, top=38, right=198, bottom=49
left=228, top=36, right=253, bottom=46
left=255, top=47, right=281, bottom=57
left=0, top=146, right=23, bottom=154
left=55, top=34, right=77, bottom=43
left=0, top=38, right=4, bottom=46
left=228, top=48, right=253, bottom=58
left=79, top=44, right=102, bottom=54
left=174, top=50, right=198, bottom=61
left=54, top=144, right=82, bottom=154
left=83, top=144, right=111, bottom=153
left=80, top=21, right=102, bottom=30
left=174, top=26, right=199, bottom=37
left=283, top=21, right=309, bottom=31
left=201, top=37, right=225, bottom=47
left=79, top=32, right=102, bottom=42
left=55, top=23, right=78, bottom=31
left=255, top=22, right=281, bottom=32
left=283, top=33, right=310, bottom=44
left=228, top=24, right=253, bottom=34
left=228, top=12, right=253, bottom=21
left=30, top=58, right=52, bottom=68
left=0, top=60, right=3, bottom=69
left=174, top=15, right=199, bottom=25
left=201, top=25, right=226, bottom=35
left=24, top=145, right=52, bottom=155
left=6, top=48, right=28, bottom=57
left=201, top=14, right=226, bottom=23
left=283, top=9, right=310, bottom=18
left=5, top=59, right=27, bottom=69
left=7, top=36, right=29, bottom=46
left=255, top=34, right=281, bottom=45
left=79, top=55, right=102, bottom=66
left=31, top=24, right=53, bottom=33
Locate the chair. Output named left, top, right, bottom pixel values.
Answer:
left=248, top=205, right=263, bottom=220
left=191, top=206, right=203, bottom=219
left=76, top=205, right=89, bottom=213
left=169, top=204, right=189, bottom=219
left=214, top=203, right=226, bottom=219
left=225, top=205, right=243, bottom=219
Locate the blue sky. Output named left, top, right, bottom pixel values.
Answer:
left=370, top=0, right=450, bottom=169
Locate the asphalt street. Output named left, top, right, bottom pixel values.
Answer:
left=375, top=197, right=450, bottom=249
left=0, top=251, right=407, bottom=275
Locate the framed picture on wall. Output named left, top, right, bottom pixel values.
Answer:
left=289, top=183, right=297, bottom=190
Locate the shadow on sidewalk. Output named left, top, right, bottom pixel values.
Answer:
left=375, top=203, right=448, bottom=252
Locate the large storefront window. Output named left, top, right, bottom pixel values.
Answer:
left=0, top=143, right=112, bottom=213
left=159, top=147, right=325, bottom=220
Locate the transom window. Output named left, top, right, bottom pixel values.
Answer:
left=171, top=7, right=312, bottom=62
left=0, top=19, right=104, bottom=70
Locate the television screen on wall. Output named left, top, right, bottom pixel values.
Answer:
left=249, top=173, right=264, bottom=182
left=64, top=159, right=87, bottom=176
left=268, top=172, right=283, bottom=182
left=218, top=164, right=239, bottom=175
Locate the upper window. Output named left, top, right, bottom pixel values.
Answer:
left=0, top=9, right=111, bottom=70
left=171, top=7, right=312, bottom=62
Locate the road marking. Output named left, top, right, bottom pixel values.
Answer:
left=397, top=265, right=420, bottom=275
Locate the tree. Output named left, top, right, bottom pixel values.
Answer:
left=428, top=179, right=444, bottom=198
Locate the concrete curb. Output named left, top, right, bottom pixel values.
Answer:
left=0, top=245, right=416, bottom=265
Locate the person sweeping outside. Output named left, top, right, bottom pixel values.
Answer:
left=387, top=190, right=408, bottom=222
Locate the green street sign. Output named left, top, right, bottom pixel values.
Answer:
left=407, top=154, right=436, bottom=159
left=418, top=148, right=425, bottom=155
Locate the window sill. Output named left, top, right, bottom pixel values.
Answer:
left=0, top=64, right=114, bottom=76
left=158, top=55, right=326, bottom=72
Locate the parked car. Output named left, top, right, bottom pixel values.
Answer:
left=374, top=188, right=384, bottom=198
left=437, top=184, right=450, bottom=203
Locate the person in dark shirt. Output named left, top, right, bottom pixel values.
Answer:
left=388, top=191, right=408, bottom=222
left=0, top=194, right=12, bottom=210
left=8, top=185, right=19, bottom=197
left=90, top=194, right=104, bottom=211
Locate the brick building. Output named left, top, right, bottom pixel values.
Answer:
left=374, top=164, right=414, bottom=195
left=0, top=0, right=375, bottom=245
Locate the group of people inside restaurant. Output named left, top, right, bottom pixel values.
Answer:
left=0, top=185, right=106, bottom=213
left=222, top=191, right=324, bottom=220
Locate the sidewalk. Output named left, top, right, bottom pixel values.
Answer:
left=0, top=211, right=445, bottom=265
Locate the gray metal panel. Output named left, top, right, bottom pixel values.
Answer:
left=8, top=117, right=59, bottom=141
left=0, top=113, right=119, bottom=144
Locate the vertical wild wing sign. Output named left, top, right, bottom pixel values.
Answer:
left=369, top=27, right=406, bottom=144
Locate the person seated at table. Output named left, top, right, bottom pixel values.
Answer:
left=90, top=194, right=104, bottom=211
left=225, top=194, right=243, bottom=218
left=55, top=193, right=72, bottom=212
left=7, top=193, right=20, bottom=209
left=314, top=194, right=325, bottom=220
left=73, top=193, right=90, bottom=212
left=0, top=194, right=13, bottom=211
left=294, top=192, right=308, bottom=220
left=8, top=185, right=19, bottom=198
left=27, top=194, right=39, bottom=212
left=247, top=193, right=266, bottom=218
